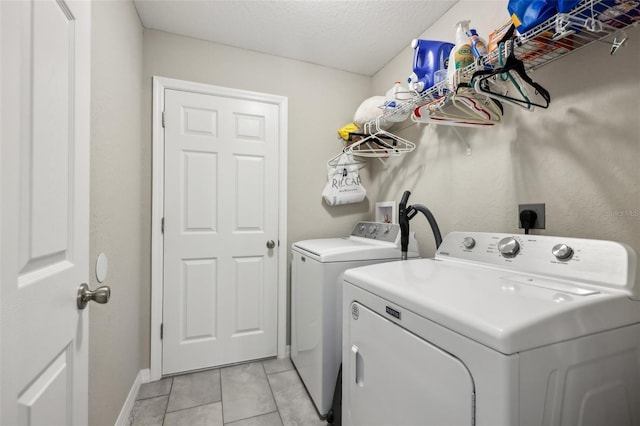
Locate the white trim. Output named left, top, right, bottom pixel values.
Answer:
left=114, top=369, right=150, bottom=426
left=277, top=94, right=289, bottom=363
left=150, top=76, right=288, bottom=381
left=150, top=77, right=165, bottom=381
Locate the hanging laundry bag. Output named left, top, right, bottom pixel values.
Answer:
left=322, top=153, right=366, bottom=206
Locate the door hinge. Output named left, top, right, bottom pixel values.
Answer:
left=160, top=323, right=163, bottom=340
left=161, top=217, right=164, bottom=234
left=162, top=111, right=166, bottom=128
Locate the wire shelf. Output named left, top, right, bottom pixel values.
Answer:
left=373, top=0, right=639, bottom=128
left=509, top=0, right=638, bottom=69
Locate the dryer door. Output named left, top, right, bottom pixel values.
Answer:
left=346, top=302, right=475, bottom=426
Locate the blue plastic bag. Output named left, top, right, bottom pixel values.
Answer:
left=508, top=0, right=558, bottom=32
left=558, top=0, right=581, bottom=13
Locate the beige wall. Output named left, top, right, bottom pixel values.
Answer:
left=142, top=29, right=373, bottom=343
left=90, top=2, right=145, bottom=425
left=89, top=2, right=639, bottom=422
left=371, top=1, right=640, bottom=275
left=142, top=29, right=373, bottom=242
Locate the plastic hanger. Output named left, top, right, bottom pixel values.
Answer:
left=345, top=116, right=416, bottom=157
left=451, top=87, right=504, bottom=122
left=472, top=68, right=534, bottom=111
left=470, top=31, right=551, bottom=109
left=496, top=42, right=531, bottom=105
left=472, top=64, right=550, bottom=109
left=327, top=151, right=367, bottom=170
left=412, top=104, right=498, bottom=127
left=411, top=86, right=502, bottom=127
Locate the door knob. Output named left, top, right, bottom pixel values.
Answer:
left=77, top=283, right=111, bottom=310
left=266, top=240, right=276, bottom=249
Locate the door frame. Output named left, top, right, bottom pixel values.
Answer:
left=150, top=76, right=288, bottom=381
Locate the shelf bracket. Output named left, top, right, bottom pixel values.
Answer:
left=610, top=29, right=628, bottom=55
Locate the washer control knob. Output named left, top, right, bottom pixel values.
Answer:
left=498, top=237, right=520, bottom=258
left=383, top=225, right=391, bottom=234
left=552, top=243, right=574, bottom=260
left=368, top=225, right=377, bottom=234
left=359, top=224, right=366, bottom=232
left=462, top=237, right=476, bottom=249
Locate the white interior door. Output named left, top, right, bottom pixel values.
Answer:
left=1, top=0, right=91, bottom=424
left=162, top=88, right=280, bottom=374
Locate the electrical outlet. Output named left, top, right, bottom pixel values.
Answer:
left=518, top=203, right=545, bottom=230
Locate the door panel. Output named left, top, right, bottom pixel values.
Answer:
left=182, top=259, right=218, bottom=342
left=233, top=256, right=264, bottom=334
left=17, top=347, right=72, bottom=426
left=235, top=155, right=265, bottom=230
left=184, top=152, right=218, bottom=231
left=1, top=0, right=90, bottom=424
left=163, top=89, right=279, bottom=374
left=29, top=0, right=72, bottom=263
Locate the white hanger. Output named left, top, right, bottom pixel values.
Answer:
left=327, top=151, right=367, bottom=170
left=344, top=116, right=416, bottom=158
left=411, top=88, right=502, bottom=127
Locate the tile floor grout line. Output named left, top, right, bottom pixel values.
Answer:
left=161, top=378, right=173, bottom=426
left=161, top=392, right=170, bottom=426
left=262, top=361, right=285, bottom=425
left=163, top=400, right=222, bottom=415
left=163, top=376, right=174, bottom=418
left=223, top=409, right=280, bottom=426
left=134, top=393, right=171, bottom=403
left=164, top=375, right=222, bottom=413
left=220, top=365, right=227, bottom=424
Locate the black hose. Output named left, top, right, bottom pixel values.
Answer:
left=399, top=191, right=411, bottom=260
left=410, top=204, right=443, bottom=249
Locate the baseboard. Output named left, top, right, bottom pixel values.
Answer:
left=284, top=344, right=291, bottom=358
left=114, top=368, right=151, bottom=426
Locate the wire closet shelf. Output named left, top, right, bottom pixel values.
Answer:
left=352, top=0, right=638, bottom=158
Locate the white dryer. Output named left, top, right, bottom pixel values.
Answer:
left=291, top=221, right=418, bottom=418
left=343, top=231, right=640, bottom=426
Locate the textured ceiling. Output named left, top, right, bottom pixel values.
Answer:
left=133, top=0, right=459, bottom=76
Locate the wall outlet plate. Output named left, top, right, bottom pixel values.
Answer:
left=519, top=203, right=545, bottom=229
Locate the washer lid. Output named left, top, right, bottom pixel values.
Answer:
left=344, top=259, right=640, bottom=355
left=293, top=238, right=411, bottom=262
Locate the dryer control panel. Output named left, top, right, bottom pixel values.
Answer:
left=351, top=221, right=400, bottom=242
left=436, top=231, right=637, bottom=298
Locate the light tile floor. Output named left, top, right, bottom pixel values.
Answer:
left=129, top=358, right=327, bottom=426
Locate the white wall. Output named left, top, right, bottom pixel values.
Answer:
left=90, top=2, right=145, bottom=425
left=142, top=30, right=373, bottom=342
left=371, top=0, right=640, bottom=275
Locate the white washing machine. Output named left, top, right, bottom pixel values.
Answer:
left=343, top=231, right=640, bottom=426
left=291, top=221, right=418, bottom=417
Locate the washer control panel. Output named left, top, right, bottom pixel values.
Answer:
left=436, top=231, right=636, bottom=295
left=351, top=221, right=399, bottom=242
left=498, top=237, right=520, bottom=258
left=462, top=237, right=476, bottom=249
left=552, top=243, right=574, bottom=260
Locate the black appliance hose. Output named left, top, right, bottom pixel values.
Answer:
left=410, top=204, right=443, bottom=249
left=399, top=191, right=411, bottom=260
